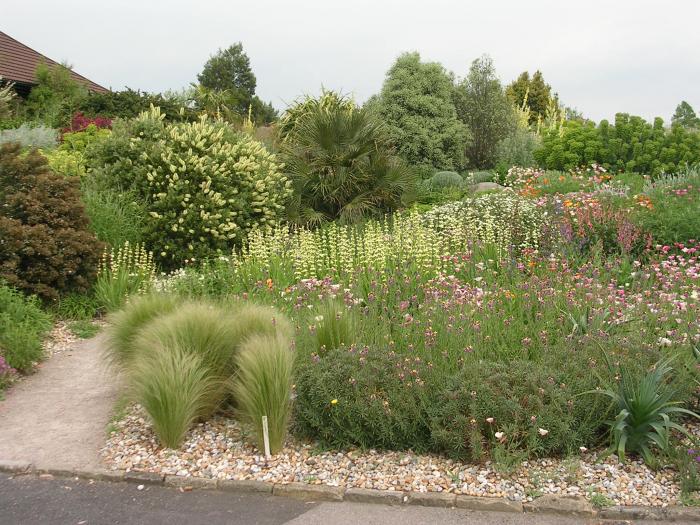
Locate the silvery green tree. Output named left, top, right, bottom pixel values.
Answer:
left=373, top=52, right=470, bottom=175
left=455, top=55, right=516, bottom=169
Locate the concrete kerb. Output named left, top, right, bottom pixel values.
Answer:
left=2, top=459, right=700, bottom=521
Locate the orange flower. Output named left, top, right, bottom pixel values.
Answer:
left=266, top=278, right=273, bottom=290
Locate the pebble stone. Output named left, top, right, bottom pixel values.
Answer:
left=101, top=405, right=686, bottom=507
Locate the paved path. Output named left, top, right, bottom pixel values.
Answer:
left=0, top=335, right=119, bottom=470
left=4, top=473, right=683, bottom=525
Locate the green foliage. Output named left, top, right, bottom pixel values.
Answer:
left=42, top=125, right=112, bottom=178
left=52, top=293, right=99, bottom=321
left=88, top=107, right=291, bottom=269
left=294, top=348, right=610, bottom=459
left=429, top=359, right=609, bottom=460
left=198, top=43, right=257, bottom=115
left=26, top=63, right=87, bottom=128
left=0, top=282, right=52, bottom=371
left=232, top=333, right=295, bottom=453
left=672, top=101, right=700, bottom=130
left=131, top=343, right=222, bottom=448
left=278, top=90, right=355, bottom=141
left=427, top=171, right=464, bottom=190
left=636, top=167, right=700, bottom=246
left=282, top=102, right=417, bottom=225
left=293, top=346, right=431, bottom=451
left=80, top=179, right=145, bottom=247
left=374, top=52, right=470, bottom=172
left=506, top=70, right=557, bottom=125
left=94, top=243, right=156, bottom=312
left=455, top=55, right=516, bottom=169
left=495, top=127, right=541, bottom=171
left=590, top=359, right=699, bottom=464
left=536, top=114, right=700, bottom=176
left=79, top=88, right=197, bottom=122
left=0, top=144, right=103, bottom=301
left=104, top=294, right=179, bottom=370
left=314, top=301, right=356, bottom=353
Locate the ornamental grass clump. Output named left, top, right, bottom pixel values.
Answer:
left=104, top=293, right=179, bottom=370
left=131, top=302, right=244, bottom=381
left=130, top=344, right=222, bottom=448
left=232, top=333, right=295, bottom=453
left=107, top=297, right=293, bottom=448
left=313, top=300, right=356, bottom=353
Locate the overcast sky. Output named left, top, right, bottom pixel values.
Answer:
left=4, top=0, right=700, bottom=122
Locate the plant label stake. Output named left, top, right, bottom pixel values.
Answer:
left=262, top=416, right=271, bottom=459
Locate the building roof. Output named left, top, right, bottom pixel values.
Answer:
left=0, top=30, right=108, bottom=93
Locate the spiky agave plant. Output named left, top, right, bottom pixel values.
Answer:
left=282, top=104, right=417, bottom=226
left=592, top=358, right=700, bottom=463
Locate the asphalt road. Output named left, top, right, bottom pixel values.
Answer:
left=0, top=473, right=693, bottom=525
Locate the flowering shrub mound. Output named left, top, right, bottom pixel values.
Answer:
left=0, top=143, right=103, bottom=301
left=90, top=107, right=292, bottom=269
left=294, top=348, right=613, bottom=460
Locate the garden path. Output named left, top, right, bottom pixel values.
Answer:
left=0, top=334, right=119, bottom=470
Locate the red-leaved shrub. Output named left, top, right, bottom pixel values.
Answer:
left=63, top=111, right=112, bottom=134
left=0, top=143, right=103, bottom=301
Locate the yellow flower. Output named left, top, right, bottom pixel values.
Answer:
left=330, top=399, right=338, bottom=405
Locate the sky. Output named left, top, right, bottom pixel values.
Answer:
left=4, top=0, right=700, bottom=122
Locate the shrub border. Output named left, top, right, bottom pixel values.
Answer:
left=1, top=459, right=698, bottom=521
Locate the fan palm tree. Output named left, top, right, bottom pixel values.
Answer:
left=282, top=105, right=417, bottom=226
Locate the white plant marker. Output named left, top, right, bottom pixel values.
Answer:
left=262, top=416, right=271, bottom=459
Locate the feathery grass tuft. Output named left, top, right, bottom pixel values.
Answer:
left=314, top=300, right=355, bottom=353
left=131, top=344, right=222, bottom=448
left=104, top=294, right=178, bottom=369
left=232, top=333, right=295, bottom=453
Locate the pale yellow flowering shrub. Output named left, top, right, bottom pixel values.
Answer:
left=90, top=107, right=292, bottom=269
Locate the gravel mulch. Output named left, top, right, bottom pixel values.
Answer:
left=102, top=405, right=682, bottom=507
left=43, top=322, right=81, bottom=358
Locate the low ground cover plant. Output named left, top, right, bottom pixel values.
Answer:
left=0, top=282, right=52, bottom=373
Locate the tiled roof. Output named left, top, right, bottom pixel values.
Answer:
left=0, top=30, right=108, bottom=93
